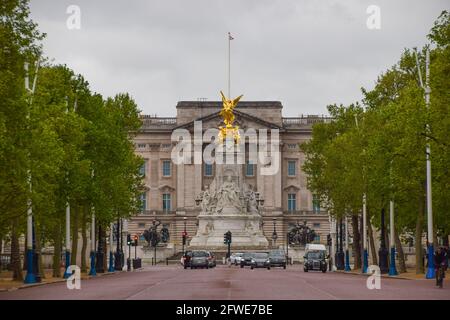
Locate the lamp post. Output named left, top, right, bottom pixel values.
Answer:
left=389, top=201, right=398, bottom=276
left=362, top=195, right=368, bottom=273
left=89, top=213, right=96, bottom=276
left=122, top=219, right=129, bottom=271
left=414, top=48, right=434, bottom=279
left=272, top=218, right=278, bottom=248
left=286, top=232, right=289, bottom=264
left=108, top=222, right=115, bottom=272
left=344, top=216, right=351, bottom=271
left=183, top=217, right=187, bottom=256
left=152, top=219, right=158, bottom=265
left=335, top=218, right=345, bottom=270
left=355, top=114, right=369, bottom=274
left=329, top=215, right=336, bottom=271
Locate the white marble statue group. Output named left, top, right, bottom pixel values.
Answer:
left=198, top=176, right=260, bottom=215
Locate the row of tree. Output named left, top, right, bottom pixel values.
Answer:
left=301, top=11, right=450, bottom=273
left=0, top=0, right=144, bottom=280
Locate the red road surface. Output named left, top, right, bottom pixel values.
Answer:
left=0, top=265, right=449, bottom=300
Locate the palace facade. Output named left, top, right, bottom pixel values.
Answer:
left=128, top=100, right=332, bottom=251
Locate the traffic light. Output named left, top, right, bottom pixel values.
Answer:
left=224, top=231, right=232, bottom=244
left=127, top=234, right=132, bottom=246
left=182, top=231, right=187, bottom=245
left=132, top=235, right=138, bottom=246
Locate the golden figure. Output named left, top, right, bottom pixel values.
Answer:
left=218, top=91, right=243, bottom=143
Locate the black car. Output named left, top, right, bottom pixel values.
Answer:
left=268, top=250, right=287, bottom=269
left=303, top=251, right=327, bottom=273
left=250, top=252, right=270, bottom=269
left=240, top=252, right=254, bottom=268
left=190, top=250, right=210, bottom=269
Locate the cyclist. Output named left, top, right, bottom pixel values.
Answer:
left=434, top=247, right=448, bottom=288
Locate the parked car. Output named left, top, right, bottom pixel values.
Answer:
left=181, top=250, right=193, bottom=269
left=230, top=253, right=243, bottom=265
left=190, top=250, right=210, bottom=269
left=206, top=251, right=216, bottom=268
left=250, top=252, right=270, bottom=269
left=240, top=252, right=255, bottom=268
left=303, top=250, right=327, bottom=273
left=268, top=250, right=287, bottom=269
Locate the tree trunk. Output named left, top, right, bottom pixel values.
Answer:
left=34, top=221, right=45, bottom=279
left=52, top=221, right=62, bottom=277
left=22, top=233, right=27, bottom=271
left=70, top=204, right=79, bottom=266
left=415, top=208, right=424, bottom=274
left=80, top=206, right=87, bottom=273
left=351, top=215, right=361, bottom=269
left=394, top=228, right=407, bottom=273
left=11, top=218, right=23, bottom=281
left=0, top=233, right=3, bottom=270
left=102, top=226, right=107, bottom=271
left=367, top=217, right=378, bottom=266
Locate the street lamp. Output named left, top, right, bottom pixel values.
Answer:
left=272, top=218, right=278, bottom=248
left=335, top=218, right=345, bottom=270
left=344, top=216, right=351, bottom=271
left=389, top=201, right=398, bottom=276
left=89, top=212, right=96, bottom=276
left=182, top=217, right=187, bottom=256
left=108, top=222, right=115, bottom=272
left=414, top=48, right=434, bottom=279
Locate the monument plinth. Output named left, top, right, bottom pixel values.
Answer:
left=189, top=142, right=268, bottom=250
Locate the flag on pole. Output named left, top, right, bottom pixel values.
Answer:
left=228, top=32, right=234, bottom=40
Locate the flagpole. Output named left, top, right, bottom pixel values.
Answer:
left=228, top=32, right=231, bottom=98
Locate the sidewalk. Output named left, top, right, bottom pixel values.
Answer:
left=0, top=269, right=120, bottom=292
left=336, top=268, right=450, bottom=281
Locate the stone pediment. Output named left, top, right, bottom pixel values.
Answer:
left=174, top=110, right=283, bottom=132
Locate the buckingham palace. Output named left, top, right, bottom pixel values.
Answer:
left=128, top=100, right=333, bottom=252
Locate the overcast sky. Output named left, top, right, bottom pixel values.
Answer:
left=30, top=0, right=447, bottom=117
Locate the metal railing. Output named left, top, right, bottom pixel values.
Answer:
left=282, top=115, right=333, bottom=126
left=141, top=116, right=177, bottom=128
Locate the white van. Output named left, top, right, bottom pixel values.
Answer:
left=305, top=243, right=327, bottom=254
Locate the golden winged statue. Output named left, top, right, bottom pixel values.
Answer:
left=218, top=91, right=243, bottom=143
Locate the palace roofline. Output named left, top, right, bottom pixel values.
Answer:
left=176, top=101, right=283, bottom=109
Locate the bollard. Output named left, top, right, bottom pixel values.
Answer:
left=166, top=258, right=168, bottom=266
left=222, top=257, right=226, bottom=265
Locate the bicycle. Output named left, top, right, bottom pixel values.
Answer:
left=436, top=262, right=446, bottom=288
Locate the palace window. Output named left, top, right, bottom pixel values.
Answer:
left=140, top=192, right=147, bottom=212
left=204, top=163, right=213, bottom=177
left=288, top=193, right=296, bottom=211
left=246, top=160, right=254, bottom=176
left=139, top=160, right=147, bottom=177
left=162, top=193, right=171, bottom=211
left=162, top=160, right=171, bottom=177
left=288, top=160, right=296, bottom=176
left=137, top=143, right=146, bottom=149
left=314, top=235, right=321, bottom=243
left=313, top=194, right=320, bottom=213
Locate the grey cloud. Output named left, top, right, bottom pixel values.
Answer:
left=30, top=0, right=448, bottom=116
